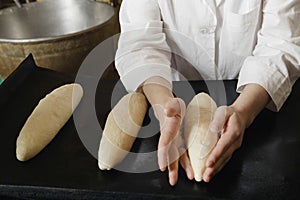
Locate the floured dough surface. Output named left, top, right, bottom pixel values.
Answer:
left=184, top=93, right=218, bottom=182
left=98, top=92, right=147, bottom=170
left=16, top=83, right=83, bottom=161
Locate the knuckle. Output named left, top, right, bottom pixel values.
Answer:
left=231, top=128, right=242, bottom=138
left=233, top=131, right=241, bottom=138
left=160, top=139, right=171, bottom=147
left=216, top=106, right=228, bottom=115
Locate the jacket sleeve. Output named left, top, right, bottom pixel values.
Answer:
left=115, top=0, right=172, bottom=92
left=237, top=0, right=300, bottom=111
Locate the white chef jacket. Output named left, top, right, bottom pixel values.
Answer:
left=115, top=0, right=300, bottom=111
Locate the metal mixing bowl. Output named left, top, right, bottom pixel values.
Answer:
left=0, top=0, right=115, bottom=78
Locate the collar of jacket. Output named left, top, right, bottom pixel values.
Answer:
left=203, top=0, right=223, bottom=21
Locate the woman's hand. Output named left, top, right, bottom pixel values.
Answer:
left=202, top=83, right=271, bottom=182
left=154, top=98, right=194, bottom=186
left=142, top=76, right=194, bottom=186
left=203, top=105, right=247, bottom=182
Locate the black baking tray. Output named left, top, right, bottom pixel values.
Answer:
left=0, top=55, right=300, bottom=199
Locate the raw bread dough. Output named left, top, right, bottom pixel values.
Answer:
left=98, top=92, right=147, bottom=170
left=16, top=83, right=83, bottom=161
left=184, top=93, right=218, bottom=182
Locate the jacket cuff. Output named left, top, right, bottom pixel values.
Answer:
left=119, top=64, right=172, bottom=92
left=237, top=58, right=291, bottom=112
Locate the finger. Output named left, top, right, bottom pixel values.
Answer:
left=157, top=144, right=169, bottom=171
left=203, top=155, right=231, bottom=183
left=210, top=133, right=243, bottom=175
left=180, top=152, right=194, bottom=180
left=206, top=112, right=240, bottom=167
left=158, top=117, right=181, bottom=165
left=205, top=135, right=236, bottom=168
left=172, top=133, right=184, bottom=149
left=215, top=155, right=232, bottom=175
left=203, top=141, right=237, bottom=182
left=210, top=106, right=233, bottom=133
left=164, top=98, right=180, bottom=117
left=158, top=114, right=182, bottom=171
left=172, top=135, right=194, bottom=180
left=165, top=98, right=186, bottom=118
left=160, top=117, right=181, bottom=139
left=157, top=98, right=185, bottom=174
left=168, top=144, right=179, bottom=186
left=168, top=159, right=179, bottom=186
left=158, top=133, right=180, bottom=171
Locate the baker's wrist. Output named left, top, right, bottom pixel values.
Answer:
left=229, top=104, right=254, bottom=128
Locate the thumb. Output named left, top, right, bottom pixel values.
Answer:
left=210, top=106, right=233, bottom=133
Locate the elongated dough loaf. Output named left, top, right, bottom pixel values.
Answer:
left=98, top=92, right=147, bottom=170
left=184, top=93, right=218, bottom=182
left=16, top=83, right=83, bottom=161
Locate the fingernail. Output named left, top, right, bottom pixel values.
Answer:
left=203, top=174, right=210, bottom=182
left=188, top=171, right=194, bottom=180
left=169, top=179, right=176, bottom=186
left=204, top=177, right=210, bottom=182
left=160, top=167, right=166, bottom=172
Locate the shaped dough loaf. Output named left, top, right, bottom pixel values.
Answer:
left=184, top=93, right=218, bottom=182
left=98, top=92, right=147, bottom=170
left=16, top=83, right=83, bottom=161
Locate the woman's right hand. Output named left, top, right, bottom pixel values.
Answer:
left=142, top=77, right=194, bottom=185
left=154, top=97, right=194, bottom=185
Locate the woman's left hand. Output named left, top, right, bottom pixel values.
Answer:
left=202, top=105, right=247, bottom=182
left=202, top=84, right=271, bottom=182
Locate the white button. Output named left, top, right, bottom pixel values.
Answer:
left=199, top=28, right=209, bottom=34
left=200, top=26, right=216, bottom=34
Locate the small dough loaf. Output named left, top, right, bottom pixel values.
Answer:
left=98, top=92, right=147, bottom=170
left=16, top=83, right=83, bottom=161
left=184, top=93, right=218, bottom=182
